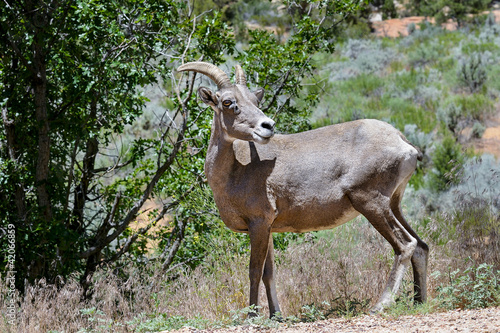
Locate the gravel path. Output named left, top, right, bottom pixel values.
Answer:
left=171, top=307, right=500, bottom=333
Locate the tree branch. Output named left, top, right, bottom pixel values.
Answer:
left=0, top=30, right=36, bottom=75
left=91, top=158, right=134, bottom=174
left=262, top=69, right=291, bottom=114
left=1, top=105, right=27, bottom=223
left=105, top=176, right=201, bottom=265
left=160, top=217, right=187, bottom=271
left=33, top=35, right=53, bottom=221
left=78, top=78, right=194, bottom=260
left=104, top=200, right=176, bottom=264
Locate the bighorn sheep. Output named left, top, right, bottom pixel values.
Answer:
left=177, top=62, right=429, bottom=317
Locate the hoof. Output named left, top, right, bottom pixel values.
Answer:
left=370, top=298, right=394, bottom=314
left=369, top=304, right=384, bottom=314
left=247, top=311, right=258, bottom=319
left=271, top=312, right=284, bottom=322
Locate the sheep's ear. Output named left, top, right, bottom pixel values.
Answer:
left=198, top=87, right=218, bottom=107
left=253, top=88, right=265, bottom=104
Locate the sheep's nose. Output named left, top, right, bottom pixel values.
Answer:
left=256, top=119, right=275, bottom=141
left=261, top=119, right=275, bottom=132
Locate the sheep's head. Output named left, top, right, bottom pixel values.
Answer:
left=177, top=62, right=275, bottom=144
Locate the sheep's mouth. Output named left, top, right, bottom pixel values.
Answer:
left=253, top=131, right=274, bottom=144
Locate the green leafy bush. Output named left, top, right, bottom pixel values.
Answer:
left=454, top=93, right=494, bottom=119
left=433, top=263, right=500, bottom=310
left=437, top=102, right=464, bottom=134
left=408, top=41, right=441, bottom=67
left=427, top=136, right=465, bottom=192
left=407, top=154, right=500, bottom=265
left=437, top=93, right=493, bottom=136
left=471, top=121, right=486, bottom=138
left=457, top=52, right=488, bottom=93
left=407, top=22, right=416, bottom=35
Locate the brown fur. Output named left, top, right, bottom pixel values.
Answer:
left=177, top=62, right=429, bottom=317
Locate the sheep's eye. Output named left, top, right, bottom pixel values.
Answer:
left=222, top=100, right=232, bottom=107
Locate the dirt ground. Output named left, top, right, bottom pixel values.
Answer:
left=372, top=10, right=500, bottom=38
left=169, top=307, right=500, bottom=333
left=474, top=109, right=500, bottom=157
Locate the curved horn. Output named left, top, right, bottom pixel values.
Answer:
left=177, top=62, right=232, bottom=89
left=235, top=65, right=247, bottom=86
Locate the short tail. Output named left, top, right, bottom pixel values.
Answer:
left=398, top=131, right=423, bottom=161
left=416, top=147, right=423, bottom=161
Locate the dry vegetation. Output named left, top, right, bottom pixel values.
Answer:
left=1, top=211, right=498, bottom=332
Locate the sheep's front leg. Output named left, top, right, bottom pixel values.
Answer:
left=248, top=222, right=272, bottom=317
left=263, top=235, right=281, bottom=318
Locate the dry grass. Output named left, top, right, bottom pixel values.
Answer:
left=275, top=220, right=392, bottom=317
left=1, top=213, right=498, bottom=332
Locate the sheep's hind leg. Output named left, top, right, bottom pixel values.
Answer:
left=391, top=190, right=429, bottom=304
left=350, top=192, right=417, bottom=313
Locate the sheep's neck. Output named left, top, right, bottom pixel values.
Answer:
left=204, top=114, right=237, bottom=188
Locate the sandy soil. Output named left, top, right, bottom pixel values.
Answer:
left=372, top=10, right=500, bottom=38
left=169, top=307, right=500, bottom=333
left=475, top=109, right=500, bottom=157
